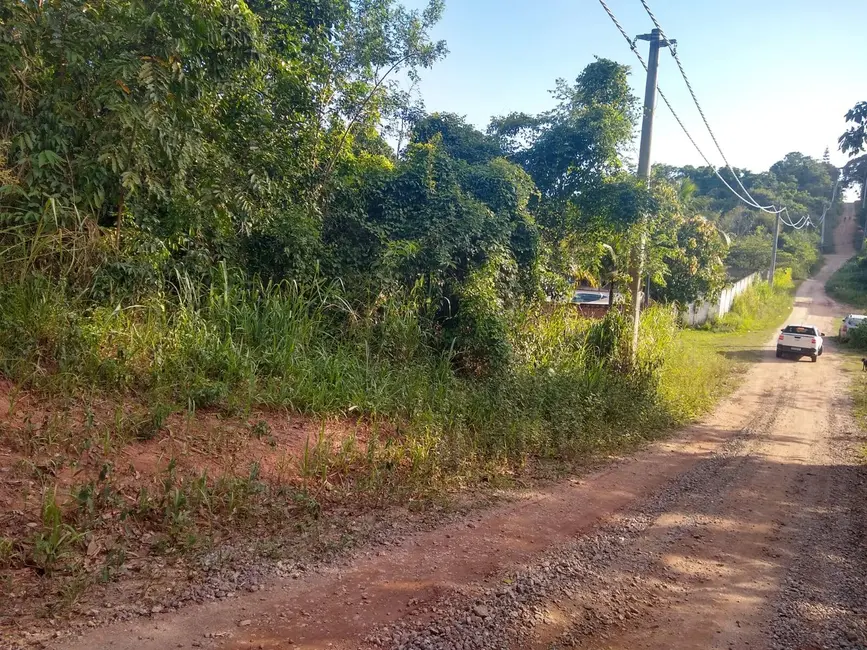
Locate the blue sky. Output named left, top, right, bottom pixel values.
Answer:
left=403, top=0, right=866, bottom=175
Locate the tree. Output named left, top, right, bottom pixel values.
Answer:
left=0, top=0, right=448, bottom=284
left=410, top=113, right=503, bottom=164
left=325, top=131, right=540, bottom=297
left=770, top=152, right=833, bottom=200
left=840, top=101, right=867, bottom=157
left=776, top=229, right=821, bottom=280
left=298, top=0, right=448, bottom=201
left=653, top=215, right=728, bottom=304
left=726, top=230, right=773, bottom=278
left=843, top=155, right=867, bottom=193
left=486, top=59, right=642, bottom=293
left=840, top=101, right=867, bottom=217
left=640, top=180, right=728, bottom=305
left=489, top=58, right=638, bottom=201
left=0, top=0, right=263, bottom=230
left=325, top=135, right=542, bottom=373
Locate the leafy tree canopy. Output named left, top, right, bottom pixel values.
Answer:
left=840, top=101, right=867, bottom=157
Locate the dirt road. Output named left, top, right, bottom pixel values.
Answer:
left=56, top=213, right=867, bottom=650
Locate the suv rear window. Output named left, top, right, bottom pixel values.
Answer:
left=783, top=326, right=815, bottom=335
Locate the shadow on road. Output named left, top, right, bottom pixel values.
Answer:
left=716, top=347, right=812, bottom=363
left=517, top=432, right=867, bottom=650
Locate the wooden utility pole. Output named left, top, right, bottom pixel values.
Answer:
left=820, top=209, right=825, bottom=251
left=862, top=166, right=867, bottom=224
left=769, top=212, right=781, bottom=286
left=629, top=28, right=673, bottom=359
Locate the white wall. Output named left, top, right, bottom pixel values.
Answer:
left=681, top=272, right=760, bottom=327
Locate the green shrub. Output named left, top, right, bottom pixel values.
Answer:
left=848, top=324, right=867, bottom=349
left=827, top=254, right=867, bottom=310
left=709, top=270, right=794, bottom=334
left=446, top=269, right=513, bottom=376
left=585, top=309, right=629, bottom=364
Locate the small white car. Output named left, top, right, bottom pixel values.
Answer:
left=838, top=314, right=867, bottom=342
left=776, top=324, right=825, bottom=362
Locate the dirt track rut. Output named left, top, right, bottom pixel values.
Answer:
left=54, top=212, right=867, bottom=649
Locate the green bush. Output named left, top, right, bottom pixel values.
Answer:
left=848, top=324, right=867, bottom=350
left=707, top=269, right=794, bottom=334
left=827, top=254, right=867, bottom=310
left=444, top=262, right=514, bottom=376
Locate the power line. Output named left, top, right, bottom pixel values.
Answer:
left=779, top=213, right=807, bottom=228
left=596, top=0, right=790, bottom=218
left=780, top=213, right=811, bottom=230
left=636, top=0, right=783, bottom=215
left=601, top=0, right=821, bottom=232
left=782, top=212, right=809, bottom=227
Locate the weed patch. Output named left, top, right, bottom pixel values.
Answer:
left=0, top=269, right=797, bottom=619
left=827, top=254, right=867, bottom=310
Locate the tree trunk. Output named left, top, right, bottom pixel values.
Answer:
left=116, top=187, right=125, bottom=248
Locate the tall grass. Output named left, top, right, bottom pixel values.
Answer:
left=0, top=267, right=687, bottom=468
left=658, top=270, right=795, bottom=421
left=0, top=249, right=801, bottom=489
left=827, top=254, right=867, bottom=310
left=0, top=259, right=800, bottom=610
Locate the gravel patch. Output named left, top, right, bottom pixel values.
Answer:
left=769, top=398, right=867, bottom=650
left=370, top=430, right=759, bottom=650
left=7, top=495, right=504, bottom=649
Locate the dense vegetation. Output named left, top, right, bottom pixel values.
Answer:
left=825, top=99, right=867, bottom=312
left=1, top=0, right=838, bottom=371
left=656, top=151, right=840, bottom=279
left=827, top=255, right=867, bottom=313
left=0, top=0, right=843, bottom=447
left=0, top=1, right=844, bottom=448
left=0, top=0, right=832, bottom=614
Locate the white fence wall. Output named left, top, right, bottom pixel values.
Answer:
left=681, top=272, right=761, bottom=327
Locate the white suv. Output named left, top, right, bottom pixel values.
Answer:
left=839, top=314, right=867, bottom=342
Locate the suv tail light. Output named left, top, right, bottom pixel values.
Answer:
left=811, top=338, right=817, bottom=344
left=778, top=334, right=784, bottom=341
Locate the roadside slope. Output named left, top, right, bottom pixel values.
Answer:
left=50, top=218, right=867, bottom=650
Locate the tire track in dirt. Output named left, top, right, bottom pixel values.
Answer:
left=767, top=365, right=867, bottom=649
